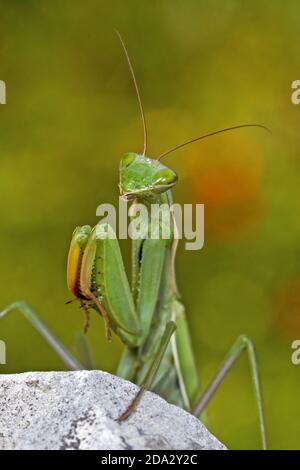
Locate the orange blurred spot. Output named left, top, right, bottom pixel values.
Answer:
left=188, top=133, right=264, bottom=240
left=274, top=278, right=300, bottom=341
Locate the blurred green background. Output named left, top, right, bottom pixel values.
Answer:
left=0, top=0, right=300, bottom=450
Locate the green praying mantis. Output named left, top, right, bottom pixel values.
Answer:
left=0, top=32, right=270, bottom=449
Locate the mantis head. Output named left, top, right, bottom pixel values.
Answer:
left=119, top=152, right=178, bottom=200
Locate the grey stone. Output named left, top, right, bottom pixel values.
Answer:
left=0, top=370, right=226, bottom=450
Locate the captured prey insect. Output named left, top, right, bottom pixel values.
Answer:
left=0, top=32, right=270, bottom=449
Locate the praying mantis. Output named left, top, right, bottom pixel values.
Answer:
left=0, top=32, right=270, bottom=449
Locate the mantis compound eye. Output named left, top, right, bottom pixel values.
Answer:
left=153, top=168, right=178, bottom=187
left=121, top=152, right=136, bottom=168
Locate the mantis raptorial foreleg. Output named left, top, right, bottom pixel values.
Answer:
left=0, top=301, right=83, bottom=371
left=191, top=335, right=267, bottom=450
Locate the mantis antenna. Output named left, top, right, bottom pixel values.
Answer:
left=115, top=29, right=148, bottom=156
left=157, top=123, right=271, bottom=161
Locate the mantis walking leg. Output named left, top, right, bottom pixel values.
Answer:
left=0, top=301, right=83, bottom=370
left=118, top=321, right=176, bottom=422
left=74, top=331, right=95, bottom=370
left=191, top=335, right=267, bottom=450
left=170, top=299, right=200, bottom=410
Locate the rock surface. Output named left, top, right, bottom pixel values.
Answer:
left=0, top=370, right=226, bottom=450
